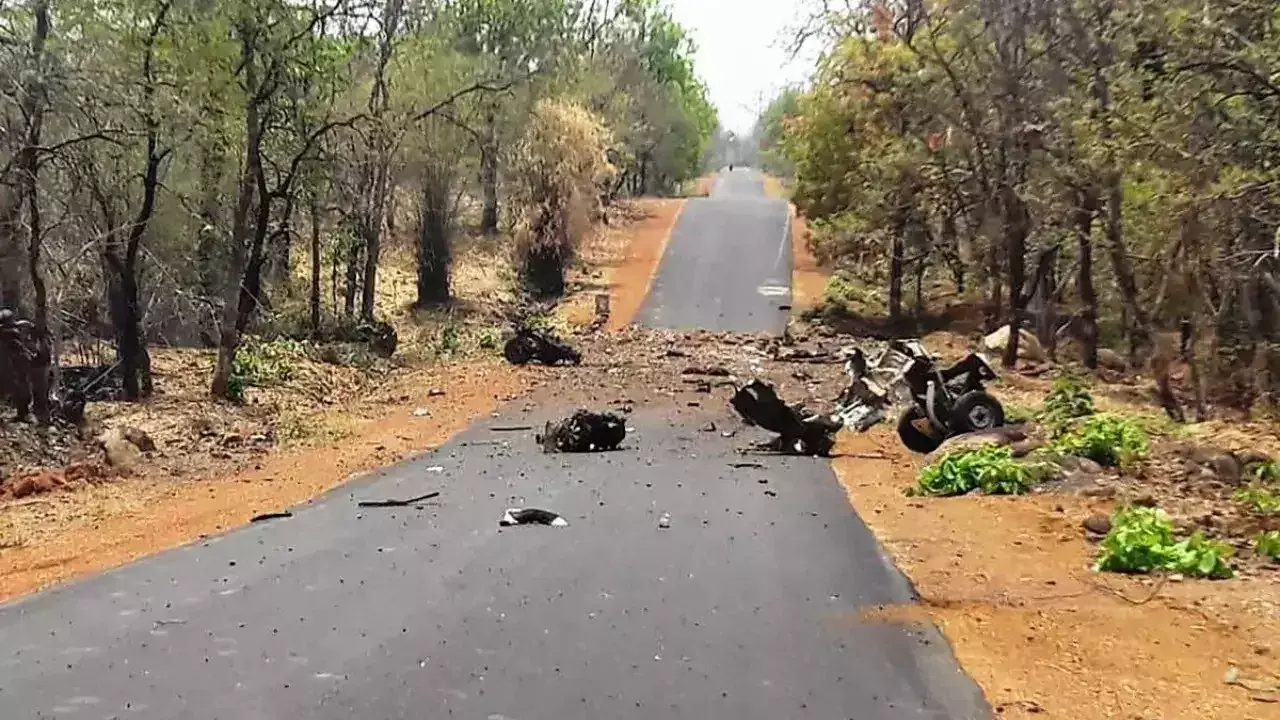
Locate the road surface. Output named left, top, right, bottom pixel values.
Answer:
left=0, top=169, right=989, bottom=719
left=638, top=169, right=793, bottom=333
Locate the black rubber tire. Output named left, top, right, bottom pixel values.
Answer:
left=503, top=337, right=534, bottom=365
left=949, top=391, right=1006, bottom=434
left=897, top=406, right=944, bottom=454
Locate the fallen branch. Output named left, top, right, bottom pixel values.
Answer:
left=1091, top=574, right=1170, bottom=605
left=357, top=491, right=441, bottom=508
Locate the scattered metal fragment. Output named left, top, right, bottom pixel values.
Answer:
left=658, top=513, right=671, bottom=529
left=500, top=508, right=568, bottom=527
left=357, top=491, right=441, bottom=508
left=503, top=325, right=581, bottom=366
left=250, top=512, right=294, bottom=523
left=730, top=380, right=841, bottom=457
left=538, top=410, right=626, bottom=453
left=491, top=425, right=535, bottom=432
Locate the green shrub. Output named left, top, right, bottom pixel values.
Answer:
left=1095, top=507, right=1234, bottom=579
left=1235, top=482, right=1280, bottom=514
left=1250, top=460, right=1280, bottom=483
left=1257, top=531, right=1280, bottom=561
left=229, top=336, right=306, bottom=401
left=1052, top=413, right=1149, bottom=468
left=910, top=446, right=1036, bottom=497
left=1039, top=374, right=1095, bottom=432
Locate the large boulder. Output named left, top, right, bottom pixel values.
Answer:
left=983, top=325, right=1048, bottom=362
left=925, top=426, right=1028, bottom=464
left=99, top=428, right=143, bottom=474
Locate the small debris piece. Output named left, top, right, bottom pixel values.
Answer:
left=730, top=462, right=766, bottom=469
left=357, top=491, right=441, bottom=508
left=411, top=408, right=431, bottom=417
left=503, top=326, right=581, bottom=366
left=701, top=421, right=717, bottom=433
left=538, top=410, right=626, bottom=453
left=658, top=513, right=671, bottom=529
left=250, top=511, right=294, bottom=523
left=501, top=508, right=568, bottom=527
left=682, top=365, right=731, bottom=377
left=426, top=466, right=445, bottom=473
left=428, top=387, right=446, bottom=397
left=491, top=425, right=535, bottom=432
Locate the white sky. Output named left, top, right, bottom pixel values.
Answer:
left=668, top=0, right=820, bottom=135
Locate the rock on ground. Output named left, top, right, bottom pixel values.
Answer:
left=983, top=325, right=1048, bottom=362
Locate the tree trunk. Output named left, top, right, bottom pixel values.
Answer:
left=480, top=108, right=499, bottom=235
left=197, top=136, right=225, bottom=296
left=309, top=192, right=322, bottom=336
left=1001, top=186, right=1029, bottom=368
left=344, top=226, right=361, bottom=317
left=23, top=0, right=51, bottom=424
left=1074, top=187, right=1100, bottom=369
left=889, top=232, right=905, bottom=322
left=0, top=191, right=23, bottom=311
left=416, top=166, right=452, bottom=307
left=1102, top=171, right=1151, bottom=358
left=212, top=30, right=262, bottom=400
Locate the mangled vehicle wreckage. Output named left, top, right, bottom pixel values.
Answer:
left=833, top=339, right=1007, bottom=453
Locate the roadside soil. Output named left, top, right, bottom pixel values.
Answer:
left=0, top=200, right=678, bottom=602
left=835, top=427, right=1280, bottom=720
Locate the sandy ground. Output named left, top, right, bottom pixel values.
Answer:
left=834, top=423, right=1280, bottom=720
left=0, top=202, right=684, bottom=602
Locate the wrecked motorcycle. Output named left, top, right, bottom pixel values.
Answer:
left=835, top=339, right=1005, bottom=454
left=502, top=325, right=582, bottom=366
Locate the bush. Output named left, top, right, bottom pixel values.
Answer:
left=1251, top=460, right=1280, bottom=483
left=910, top=445, right=1036, bottom=497
left=512, top=100, right=615, bottom=297
left=1257, top=531, right=1280, bottom=560
left=1052, top=413, right=1149, bottom=468
left=229, top=337, right=307, bottom=401
left=1095, top=507, right=1234, bottom=579
left=1039, top=374, right=1095, bottom=431
left=1235, top=482, right=1280, bottom=514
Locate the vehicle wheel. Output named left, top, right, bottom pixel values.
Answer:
left=949, top=391, right=1005, bottom=434
left=897, top=406, right=944, bottom=454
left=503, top=337, right=534, bottom=365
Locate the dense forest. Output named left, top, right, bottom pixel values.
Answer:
left=0, top=0, right=716, bottom=417
left=762, top=0, right=1280, bottom=415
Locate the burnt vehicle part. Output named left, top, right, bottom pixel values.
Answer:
left=834, top=340, right=1005, bottom=454
left=731, top=380, right=841, bottom=457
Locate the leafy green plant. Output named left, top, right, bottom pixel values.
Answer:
left=1250, top=460, right=1280, bottom=483
left=1052, top=413, right=1149, bottom=468
left=229, top=337, right=306, bottom=401
left=1257, top=531, right=1280, bottom=561
left=910, top=446, right=1036, bottom=497
left=1039, top=374, right=1095, bottom=432
left=438, top=324, right=462, bottom=355
left=1235, top=482, right=1280, bottom=514
left=1095, top=507, right=1234, bottom=579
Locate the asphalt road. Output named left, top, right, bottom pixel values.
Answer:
left=0, top=168, right=989, bottom=719
left=638, top=169, right=793, bottom=334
